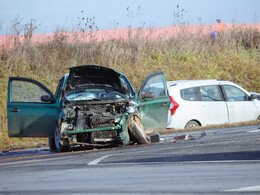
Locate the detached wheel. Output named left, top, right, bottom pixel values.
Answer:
left=128, top=120, right=150, bottom=144
left=185, top=120, right=200, bottom=129
left=49, top=124, right=70, bottom=152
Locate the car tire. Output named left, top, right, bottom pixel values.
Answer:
left=128, top=120, right=150, bottom=144
left=48, top=137, right=56, bottom=152
left=185, top=120, right=200, bottom=129
left=49, top=124, right=70, bottom=152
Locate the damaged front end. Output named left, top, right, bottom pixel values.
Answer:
left=58, top=65, right=141, bottom=147
left=60, top=100, right=133, bottom=146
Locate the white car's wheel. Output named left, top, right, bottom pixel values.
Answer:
left=185, top=120, right=200, bottom=129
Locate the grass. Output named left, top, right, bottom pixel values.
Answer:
left=0, top=24, right=259, bottom=151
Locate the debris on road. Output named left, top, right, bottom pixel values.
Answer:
left=150, top=133, right=160, bottom=143
left=175, top=134, right=186, bottom=140
left=174, top=131, right=206, bottom=141
left=198, top=131, right=207, bottom=139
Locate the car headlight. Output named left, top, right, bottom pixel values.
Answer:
left=126, top=101, right=137, bottom=113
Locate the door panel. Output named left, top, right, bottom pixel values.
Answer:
left=200, top=101, right=228, bottom=125
left=199, top=85, right=228, bottom=125
left=222, top=85, right=256, bottom=123
left=226, top=101, right=255, bottom=123
left=7, top=77, right=59, bottom=137
left=137, top=72, right=170, bottom=132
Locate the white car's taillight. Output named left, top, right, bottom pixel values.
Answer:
left=169, top=96, right=179, bottom=115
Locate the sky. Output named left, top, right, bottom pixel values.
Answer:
left=0, top=0, right=259, bottom=34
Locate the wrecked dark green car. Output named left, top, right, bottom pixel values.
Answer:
left=7, top=65, right=170, bottom=152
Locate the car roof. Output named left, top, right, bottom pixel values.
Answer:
left=166, top=79, right=239, bottom=88
left=167, top=79, right=251, bottom=96
left=167, top=79, right=218, bottom=86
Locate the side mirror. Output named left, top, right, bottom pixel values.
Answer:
left=250, top=94, right=258, bottom=100
left=141, top=91, right=155, bottom=99
left=41, top=95, right=56, bottom=103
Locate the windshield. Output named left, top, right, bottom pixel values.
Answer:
left=65, top=88, right=128, bottom=101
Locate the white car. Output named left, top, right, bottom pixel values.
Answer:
left=167, top=80, right=260, bottom=129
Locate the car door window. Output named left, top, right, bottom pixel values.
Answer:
left=200, top=85, right=222, bottom=101
left=222, top=85, right=249, bottom=101
left=141, top=74, right=166, bottom=98
left=11, top=80, right=50, bottom=103
left=180, top=87, right=200, bottom=101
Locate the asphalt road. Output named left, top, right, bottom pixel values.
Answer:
left=0, top=124, right=260, bottom=194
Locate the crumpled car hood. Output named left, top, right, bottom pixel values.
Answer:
left=64, top=65, right=125, bottom=95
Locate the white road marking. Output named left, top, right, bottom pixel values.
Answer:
left=88, top=155, right=111, bottom=165
left=225, top=185, right=260, bottom=192
left=247, top=129, right=260, bottom=133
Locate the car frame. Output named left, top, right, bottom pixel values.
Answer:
left=7, top=65, right=170, bottom=152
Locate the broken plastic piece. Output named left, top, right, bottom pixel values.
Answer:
left=150, top=133, right=160, bottom=143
